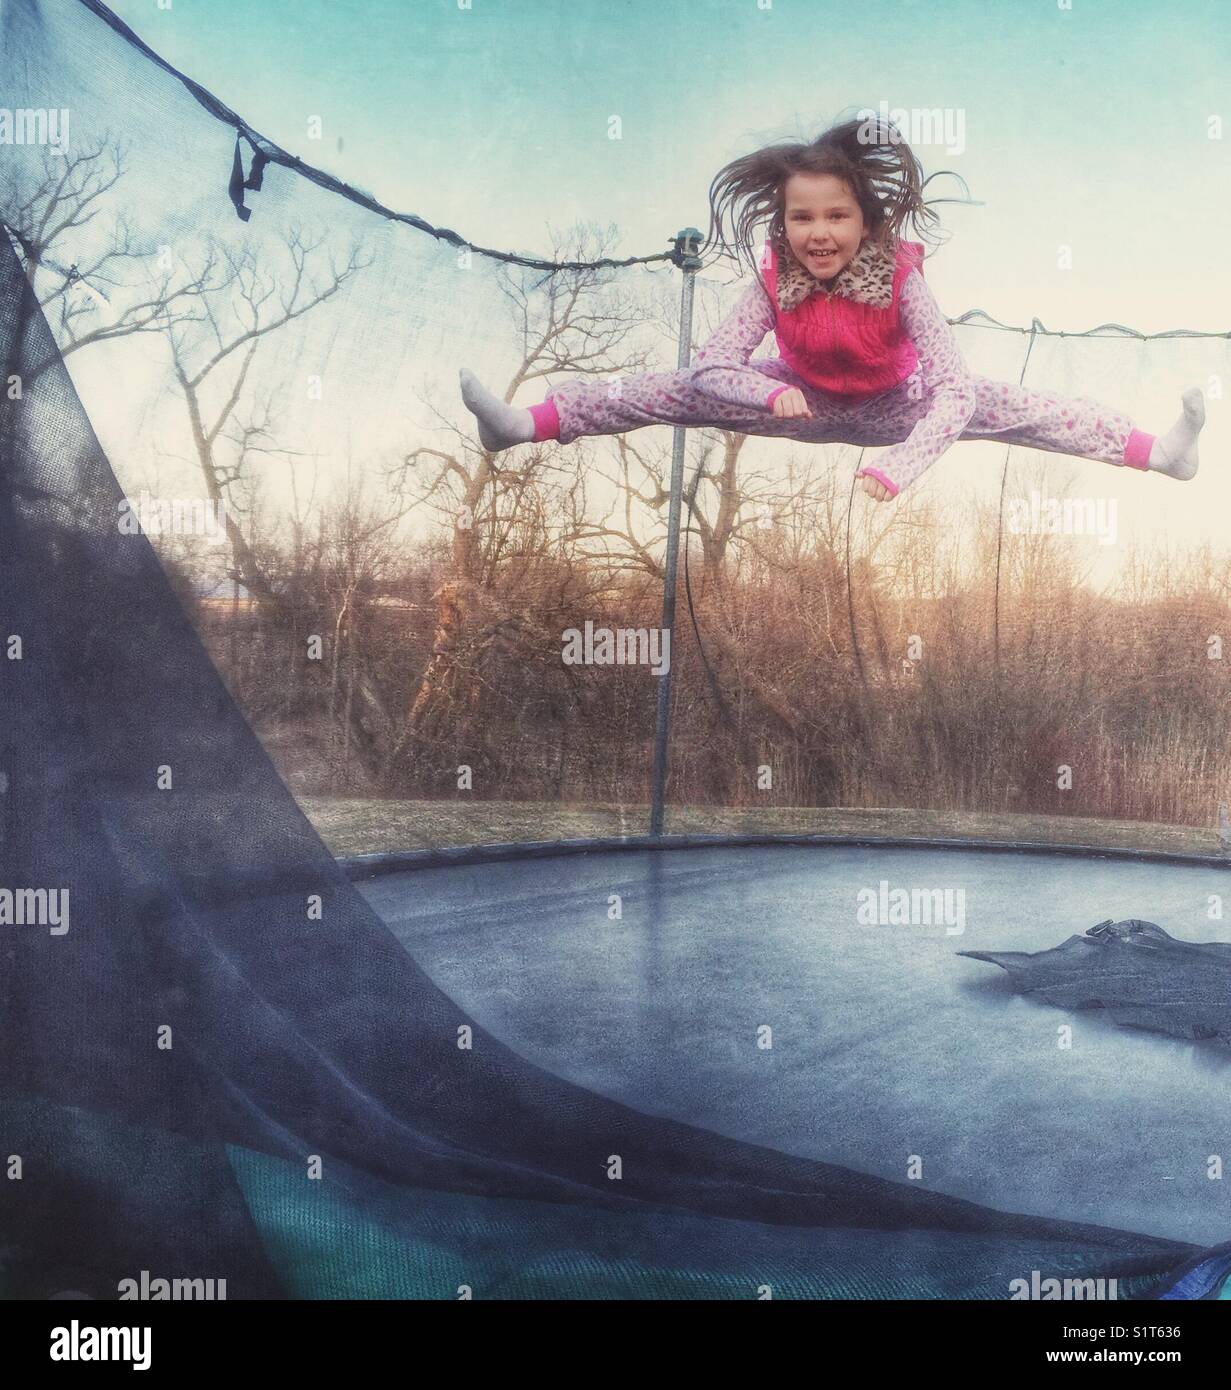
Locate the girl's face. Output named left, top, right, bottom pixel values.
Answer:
left=782, top=173, right=868, bottom=281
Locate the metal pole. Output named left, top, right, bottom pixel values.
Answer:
left=649, top=228, right=703, bottom=836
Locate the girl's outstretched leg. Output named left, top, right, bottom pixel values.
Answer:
left=467, top=360, right=851, bottom=447
left=461, top=364, right=773, bottom=449
left=530, top=365, right=797, bottom=444
left=960, top=376, right=1205, bottom=480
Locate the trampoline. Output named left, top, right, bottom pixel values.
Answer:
left=355, top=841, right=1231, bottom=1248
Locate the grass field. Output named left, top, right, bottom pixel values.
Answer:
left=296, top=798, right=1231, bottom=860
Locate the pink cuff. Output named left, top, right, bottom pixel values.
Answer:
left=1122, top=428, right=1154, bottom=470
left=766, top=384, right=790, bottom=409
left=855, top=466, right=900, bottom=498
left=528, top=400, right=560, bottom=443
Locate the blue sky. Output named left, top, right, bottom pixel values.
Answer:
left=48, top=0, right=1229, bottom=568
left=105, top=0, right=1231, bottom=332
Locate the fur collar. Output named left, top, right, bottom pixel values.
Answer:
left=772, top=234, right=898, bottom=313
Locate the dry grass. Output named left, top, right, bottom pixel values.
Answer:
left=297, top=796, right=1230, bottom=859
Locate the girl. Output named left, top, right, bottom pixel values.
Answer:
left=459, top=117, right=1204, bottom=502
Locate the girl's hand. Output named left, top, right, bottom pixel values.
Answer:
left=771, top=387, right=812, bottom=420
left=860, top=475, right=892, bottom=502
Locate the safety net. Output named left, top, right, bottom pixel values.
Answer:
left=2, top=0, right=1230, bottom=1300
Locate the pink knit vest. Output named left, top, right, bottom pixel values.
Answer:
left=761, top=239, right=925, bottom=400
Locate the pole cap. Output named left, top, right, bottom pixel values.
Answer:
left=669, top=227, right=704, bottom=270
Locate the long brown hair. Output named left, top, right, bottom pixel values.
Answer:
left=703, top=114, right=968, bottom=290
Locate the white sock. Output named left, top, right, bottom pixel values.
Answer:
left=459, top=368, right=535, bottom=452
left=1148, top=388, right=1205, bottom=480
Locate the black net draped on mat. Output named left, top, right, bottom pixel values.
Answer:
left=960, top=920, right=1231, bottom=1048
left=0, top=221, right=1210, bottom=1302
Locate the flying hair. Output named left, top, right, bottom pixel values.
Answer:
left=701, top=114, right=971, bottom=293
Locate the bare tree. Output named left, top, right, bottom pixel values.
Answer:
left=4, top=139, right=214, bottom=359
left=383, top=221, right=655, bottom=777
left=161, top=229, right=369, bottom=618
left=320, top=470, right=406, bottom=785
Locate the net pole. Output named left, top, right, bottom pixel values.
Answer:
left=649, top=228, right=704, bottom=837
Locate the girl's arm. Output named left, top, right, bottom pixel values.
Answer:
left=689, top=281, right=788, bottom=411
left=855, top=269, right=978, bottom=497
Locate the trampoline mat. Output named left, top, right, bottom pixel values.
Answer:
left=359, top=842, right=1231, bottom=1248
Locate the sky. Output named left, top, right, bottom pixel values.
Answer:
left=102, top=0, right=1231, bottom=332
left=31, top=0, right=1231, bottom=577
